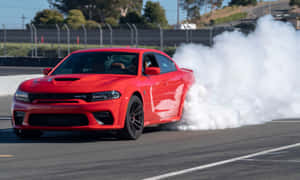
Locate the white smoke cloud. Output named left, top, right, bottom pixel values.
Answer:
left=174, top=15, right=300, bottom=130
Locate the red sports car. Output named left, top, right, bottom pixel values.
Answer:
left=12, top=48, right=194, bottom=140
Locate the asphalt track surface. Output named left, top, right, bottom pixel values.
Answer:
left=1, top=67, right=300, bottom=180
left=0, top=66, right=43, bottom=76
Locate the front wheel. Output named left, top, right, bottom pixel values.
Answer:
left=118, top=95, right=144, bottom=140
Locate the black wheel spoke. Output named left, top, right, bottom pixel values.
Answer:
left=120, top=96, right=144, bottom=140
left=134, top=120, right=142, bottom=128
left=131, top=121, right=136, bottom=133
left=135, top=111, right=143, bottom=116
left=130, top=102, right=143, bottom=130
left=131, top=102, right=138, bottom=113
left=134, top=105, right=143, bottom=114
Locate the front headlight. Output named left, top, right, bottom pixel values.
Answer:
left=91, top=91, right=121, bottom=101
left=15, top=90, right=30, bottom=102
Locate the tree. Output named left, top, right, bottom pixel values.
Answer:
left=49, top=0, right=143, bottom=23
left=210, top=0, right=223, bottom=11
left=65, top=9, right=86, bottom=29
left=105, top=17, right=119, bottom=27
left=143, top=1, right=168, bottom=28
left=114, top=0, right=143, bottom=16
left=229, top=0, right=257, bottom=6
left=32, top=9, right=64, bottom=27
left=180, top=0, right=225, bottom=19
left=119, top=11, right=145, bottom=24
left=290, top=0, right=300, bottom=7
left=180, top=0, right=205, bottom=20
left=85, top=20, right=99, bottom=29
left=49, top=0, right=93, bottom=15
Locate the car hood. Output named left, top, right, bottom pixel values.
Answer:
left=19, top=74, right=136, bottom=93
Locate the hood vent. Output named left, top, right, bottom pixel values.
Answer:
left=54, top=78, right=80, bottom=81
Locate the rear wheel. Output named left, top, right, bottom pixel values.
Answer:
left=14, top=129, right=43, bottom=139
left=118, top=95, right=144, bottom=140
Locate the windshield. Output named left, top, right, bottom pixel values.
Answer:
left=52, top=52, right=139, bottom=75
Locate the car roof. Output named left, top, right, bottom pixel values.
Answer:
left=72, top=47, right=169, bottom=56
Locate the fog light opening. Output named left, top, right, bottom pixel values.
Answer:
left=14, top=111, right=25, bottom=125
left=93, top=112, right=114, bottom=125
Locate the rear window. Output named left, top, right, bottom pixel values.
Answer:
left=155, top=54, right=177, bottom=74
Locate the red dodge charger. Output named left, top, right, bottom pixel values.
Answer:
left=12, top=48, right=194, bottom=140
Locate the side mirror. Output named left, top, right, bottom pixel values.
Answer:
left=43, top=68, right=52, bottom=76
left=145, top=67, right=160, bottom=75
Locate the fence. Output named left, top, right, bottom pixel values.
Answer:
left=0, top=24, right=235, bottom=58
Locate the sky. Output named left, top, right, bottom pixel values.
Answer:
left=0, top=0, right=49, bottom=29
left=148, top=0, right=179, bottom=24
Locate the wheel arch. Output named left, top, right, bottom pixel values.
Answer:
left=132, top=91, right=143, bottom=104
left=119, top=89, right=144, bottom=129
left=117, top=91, right=144, bottom=140
left=178, top=84, right=192, bottom=119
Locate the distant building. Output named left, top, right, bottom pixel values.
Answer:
left=175, top=23, right=197, bottom=30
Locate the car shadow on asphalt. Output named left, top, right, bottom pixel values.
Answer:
left=0, top=126, right=175, bottom=143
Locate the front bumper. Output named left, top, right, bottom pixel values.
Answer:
left=12, top=99, right=127, bottom=131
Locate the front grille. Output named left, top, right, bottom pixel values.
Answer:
left=29, top=93, right=92, bottom=102
left=36, top=100, right=79, bottom=104
left=28, top=114, right=89, bottom=127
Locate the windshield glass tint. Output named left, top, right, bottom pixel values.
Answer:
left=52, top=52, right=139, bottom=75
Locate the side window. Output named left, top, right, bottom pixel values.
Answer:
left=155, top=54, right=177, bottom=74
left=142, top=54, right=159, bottom=75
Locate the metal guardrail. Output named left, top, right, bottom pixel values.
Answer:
left=0, top=24, right=236, bottom=57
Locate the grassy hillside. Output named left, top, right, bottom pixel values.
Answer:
left=212, top=12, right=248, bottom=25
left=192, top=0, right=285, bottom=27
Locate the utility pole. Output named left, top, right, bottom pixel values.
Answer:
left=177, top=0, right=180, bottom=28
left=21, top=14, right=27, bottom=30
left=269, top=1, right=272, bottom=15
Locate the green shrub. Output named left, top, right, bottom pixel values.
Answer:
left=65, top=9, right=86, bottom=29
left=105, top=17, right=119, bottom=27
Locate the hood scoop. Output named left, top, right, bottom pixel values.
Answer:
left=54, top=78, right=80, bottom=81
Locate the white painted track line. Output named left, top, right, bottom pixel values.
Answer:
left=143, top=142, right=300, bottom=180
left=242, top=159, right=300, bottom=163
left=0, top=116, right=11, bottom=120
left=271, top=121, right=300, bottom=123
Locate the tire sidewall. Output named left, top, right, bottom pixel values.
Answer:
left=124, top=95, right=144, bottom=140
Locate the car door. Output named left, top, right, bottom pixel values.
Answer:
left=142, top=53, right=171, bottom=121
left=154, top=53, right=185, bottom=119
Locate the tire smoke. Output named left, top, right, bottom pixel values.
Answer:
left=174, top=15, right=300, bottom=130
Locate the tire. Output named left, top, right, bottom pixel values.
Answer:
left=14, top=129, right=43, bottom=139
left=118, top=95, right=144, bottom=140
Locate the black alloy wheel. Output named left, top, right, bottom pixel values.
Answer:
left=118, top=95, right=144, bottom=140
